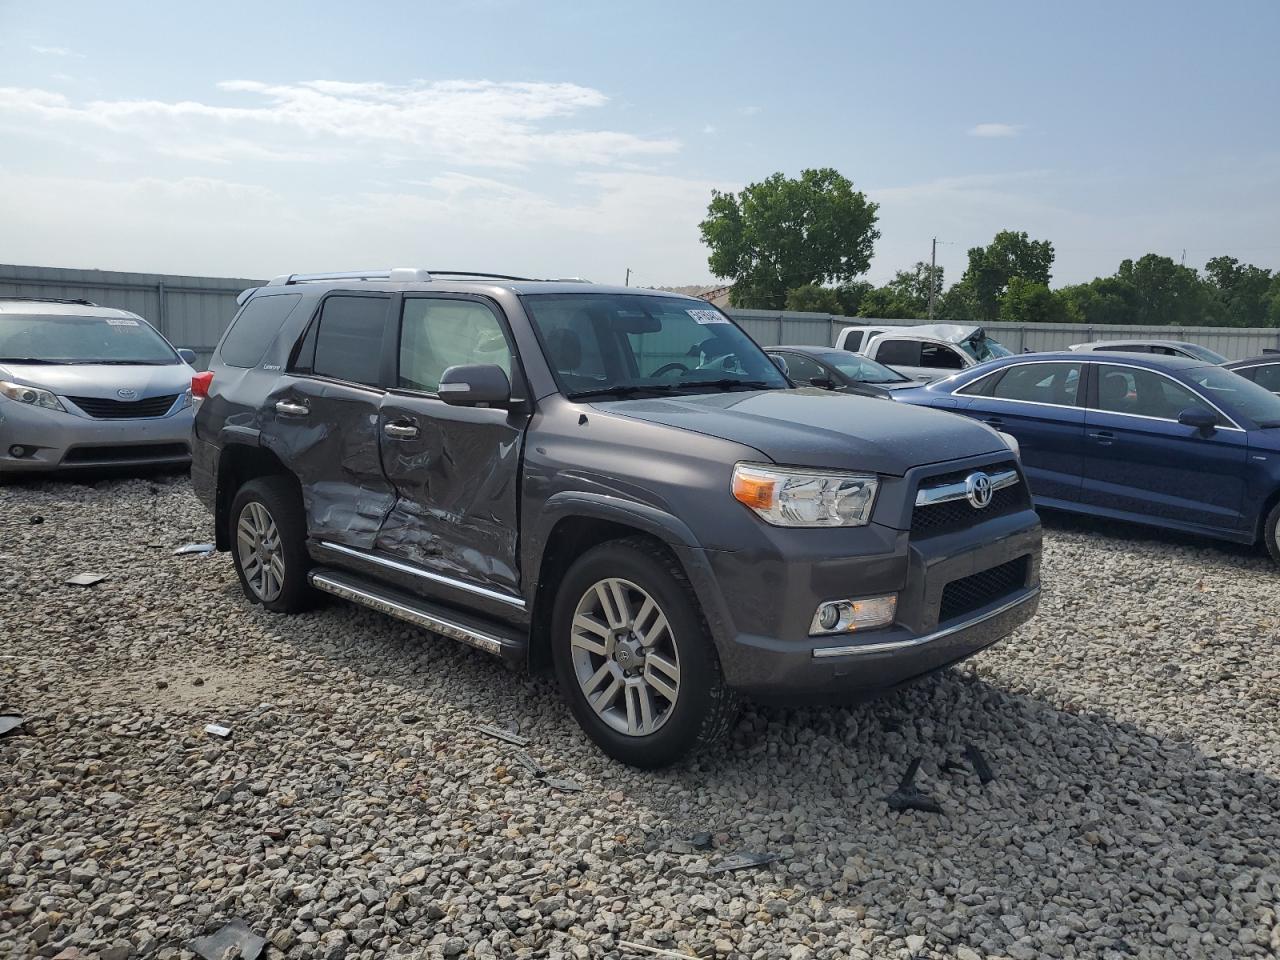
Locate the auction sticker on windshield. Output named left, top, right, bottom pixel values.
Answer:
left=106, top=318, right=140, bottom=327
left=688, top=309, right=728, bottom=324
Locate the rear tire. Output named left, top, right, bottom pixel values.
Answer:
left=551, top=536, right=738, bottom=768
left=1264, top=501, right=1280, bottom=564
left=229, top=476, right=313, bottom=613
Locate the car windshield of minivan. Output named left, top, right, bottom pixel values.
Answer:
left=1183, top=344, right=1229, bottom=364
left=522, top=293, right=789, bottom=399
left=957, top=334, right=1013, bottom=363
left=827, top=354, right=910, bottom=383
left=1186, top=365, right=1280, bottom=426
left=0, top=315, right=178, bottom=364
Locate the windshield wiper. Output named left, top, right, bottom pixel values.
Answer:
left=671, top=378, right=774, bottom=392
left=567, top=384, right=683, bottom=401
left=69, top=359, right=166, bottom=365
left=0, top=357, right=67, bottom=364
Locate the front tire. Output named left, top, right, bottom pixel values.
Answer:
left=551, top=537, right=738, bottom=768
left=1264, top=501, right=1280, bottom=564
left=229, top=476, right=313, bottom=613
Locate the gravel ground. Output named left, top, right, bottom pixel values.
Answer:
left=1, top=476, right=1277, bottom=960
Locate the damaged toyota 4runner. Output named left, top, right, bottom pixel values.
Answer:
left=192, top=270, right=1042, bottom=767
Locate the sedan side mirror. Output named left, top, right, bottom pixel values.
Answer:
left=1177, top=407, right=1218, bottom=436
left=177, top=348, right=198, bottom=366
left=770, top=354, right=788, bottom=375
left=810, top=377, right=837, bottom=390
left=438, top=364, right=512, bottom=408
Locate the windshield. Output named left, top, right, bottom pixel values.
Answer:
left=1182, top=343, right=1228, bottom=364
left=826, top=353, right=910, bottom=383
left=1186, top=365, right=1280, bottom=425
left=956, top=334, right=1013, bottom=363
left=521, top=293, right=789, bottom=398
left=0, top=314, right=178, bottom=364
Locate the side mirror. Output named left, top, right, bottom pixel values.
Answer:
left=1177, top=407, right=1217, bottom=436
left=438, top=364, right=512, bottom=408
left=177, top=348, right=198, bottom=366
left=810, top=377, right=837, bottom=390
left=770, top=354, right=788, bottom=375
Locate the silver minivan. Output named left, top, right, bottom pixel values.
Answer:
left=0, top=298, right=197, bottom=473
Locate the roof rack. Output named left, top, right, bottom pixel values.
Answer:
left=264, top=269, right=592, bottom=287
left=0, top=296, right=99, bottom=307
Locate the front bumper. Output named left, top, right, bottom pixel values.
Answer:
left=0, top=399, right=192, bottom=472
left=699, top=507, right=1042, bottom=703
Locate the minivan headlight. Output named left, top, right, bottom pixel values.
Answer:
left=0, top=380, right=66, bottom=412
left=732, top=463, right=879, bottom=527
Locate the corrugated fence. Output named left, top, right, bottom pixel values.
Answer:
left=3, top=264, right=1280, bottom=366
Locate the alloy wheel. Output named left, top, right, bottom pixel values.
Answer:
left=236, top=501, right=285, bottom=602
left=569, top=577, right=681, bottom=736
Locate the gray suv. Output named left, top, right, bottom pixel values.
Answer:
left=192, top=270, right=1042, bottom=767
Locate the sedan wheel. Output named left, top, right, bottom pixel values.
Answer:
left=570, top=577, right=681, bottom=737
left=235, top=500, right=286, bottom=602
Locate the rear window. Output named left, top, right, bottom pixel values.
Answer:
left=303, top=295, right=389, bottom=387
left=220, top=294, right=301, bottom=368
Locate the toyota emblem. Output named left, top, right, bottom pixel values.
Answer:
left=116, top=388, right=138, bottom=400
left=965, top=471, right=994, bottom=509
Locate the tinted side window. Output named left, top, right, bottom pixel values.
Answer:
left=1099, top=344, right=1150, bottom=354
left=842, top=332, right=863, bottom=351
left=398, top=298, right=512, bottom=393
left=1253, top=364, right=1280, bottom=394
left=958, top=370, right=1005, bottom=397
left=778, top=353, right=827, bottom=383
left=875, top=339, right=921, bottom=366
left=920, top=344, right=965, bottom=370
left=989, top=362, right=1082, bottom=405
left=1094, top=365, right=1207, bottom=422
left=219, top=294, right=301, bottom=368
left=310, top=296, right=388, bottom=387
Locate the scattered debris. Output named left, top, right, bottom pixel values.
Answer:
left=542, top=776, right=584, bottom=793
left=174, top=542, right=216, bottom=556
left=689, top=831, right=714, bottom=850
left=964, top=742, right=995, bottom=784
left=29, top=515, right=43, bottom=525
left=204, top=723, right=232, bottom=739
left=189, top=919, right=266, bottom=960
left=885, top=758, right=943, bottom=815
left=475, top=722, right=529, bottom=747
left=64, top=572, right=107, bottom=587
left=616, top=939, right=708, bottom=959
left=705, top=850, right=781, bottom=875
left=512, top=749, right=584, bottom=792
left=512, top=749, right=546, bottom=778
left=0, top=714, right=25, bottom=737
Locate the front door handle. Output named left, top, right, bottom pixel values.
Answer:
left=981, top=417, right=1005, bottom=428
left=275, top=400, right=309, bottom=416
left=383, top=421, right=420, bottom=440
left=1088, top=430, right=1114, bottom=445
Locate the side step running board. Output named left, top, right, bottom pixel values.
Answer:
left=309, top=568, right=527, bottom=663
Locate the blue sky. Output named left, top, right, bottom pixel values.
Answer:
left=2, top=0, right=1278, bottom=289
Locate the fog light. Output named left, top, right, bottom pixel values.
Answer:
left=810, top=594, right=897, bottom=636
left=9, top=445, right=30, bottom=458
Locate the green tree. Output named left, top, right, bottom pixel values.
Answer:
left=784, top=284, right=843, bottom=313
left=998, top=277, right=1067, bottom=324
left=700, top=169, right=880, bottom=310
left=1116, top=254, right=1212, bottom=326
left=833, top=281, right=874, bottom=317
left=1056, top=276, right=1140, bottom=325
left=960, top=230, right=1055, bottom=320
left=1204, top=256, right=1275, bottom=327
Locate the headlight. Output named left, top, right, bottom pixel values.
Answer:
left=178, top=388, right=193, bottom=410
left=0, top=380, right=66, bottom=412
left=732, top=463, right=879, bottom=527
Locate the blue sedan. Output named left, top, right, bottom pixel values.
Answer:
left=893, top=351, right=1280, bottom=560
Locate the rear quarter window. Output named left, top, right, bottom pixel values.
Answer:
left=219, top=294, right=302, bottom=368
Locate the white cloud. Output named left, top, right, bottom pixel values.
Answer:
left=0, top=79, right=680, bottom=169
left=967, top=122, right=1022, bottom=138
left=737, top=105, right=761, bottom=117
left=31, top=45, right=85, bottom=58
left=702, top=124, right=717, bottom=135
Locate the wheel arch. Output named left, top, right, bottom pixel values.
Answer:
left=526, top=493, right=732, bottom=673
left=214, top=442, right=300, bottom=551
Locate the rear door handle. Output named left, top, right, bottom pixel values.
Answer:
left=275, top=400, right=309, bottom=416
left=1088, top=430, right=1114, bottom=445
left=383, top=421, right=420, bottom=440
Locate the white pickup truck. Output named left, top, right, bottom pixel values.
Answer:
left=834, top=323, right=1015, bottom=381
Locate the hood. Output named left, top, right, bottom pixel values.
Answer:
left=594, top=388, right=1006, bottom=474
left=0, top=362, right=192, bottom=399
left=895, top=323, right=982, bottom=344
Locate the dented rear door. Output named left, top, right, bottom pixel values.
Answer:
left=373, top=294, right=527, bottom=600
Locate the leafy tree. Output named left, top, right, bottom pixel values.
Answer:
left=700, top=169, right=880, bottom=310
left=1204, top=256, right=1275, bottom=327
left=784, top=284, right=843, bottom=313
left=960, top=230, right=1055, bottom=320
left=1116, top=254, right=1212, bottom=326
left=854, top=286, right=920, bottom=319
left=1056, top=276, right=1141, bottom=325
left=834, top=281, right=874, bottom=317
left=998, top=278, right=1067, bottom=324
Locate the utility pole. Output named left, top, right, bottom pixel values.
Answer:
left=928, top=238, right=938, bottom=320
left=624, top=267, right=631, bottom=287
